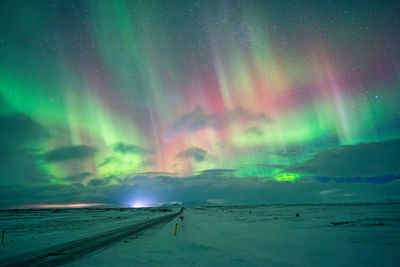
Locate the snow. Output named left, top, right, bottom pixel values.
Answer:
left=0, top=207, right=174, bottom=259
left=69, top=203, right=400, bottom=266
left=1, top=204, right=399, bottom=266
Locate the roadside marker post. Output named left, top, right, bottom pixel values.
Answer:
left=174, top=224, right=178, bottom=236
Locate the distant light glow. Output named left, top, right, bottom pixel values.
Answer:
left=19, top=203, right=104, bottom=209
left=131, top=202, right=150, bottom=208
left=129, top=197, right=156, bottom=208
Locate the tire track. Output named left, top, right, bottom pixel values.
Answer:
left=3, top=208, right=184, bottom=266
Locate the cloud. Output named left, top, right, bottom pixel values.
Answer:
left=113, top=142, right=153, bottom=154
left=177, top=147, right=210, bottom=162
left=44, top=145, right=96, bottom=163
left=137, top=172, right=178, bottom=177
left=0, top=112, right=49, bottom=185
left=98, top=153, right=149, bottom=178
left=245, top=126, right=264, bottom=136
left=0, top=112, right=48, bottom=152
left=99, top=156, right=114, bottom=167
left=257, top=164, right=287, bottom=169
left=88, top=178, right=108, bottom=187
left=229, top=106, right=270, bottom=123
left=0, top=184, right=87, bottom=208
left=288, top=139, right=400, bottom=177
left=169, top=106, right=223, bottom=135
left=267, top=143, right=315, bottom=158
left=64, top=172, right=92, bottom=183
left=141, top=158, right=154, bottom=167
left=167, top=106, right=271, bottom=139
left=97, top=143, right=154, bottom=175
left=315, top=175, right=400, bottom=184
left=98, top=155, right=147, bottom=168
left=2, top=175, right=400, bottom=208
left=196, top=169, right=236, bottom=176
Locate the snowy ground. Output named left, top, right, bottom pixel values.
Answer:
left=0, top=207, right=175, bottom=259
left=69, top=203, right=400, bottom=267
left=1, top=204, right=399, bottom=266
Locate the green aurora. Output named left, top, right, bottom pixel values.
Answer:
left=0, top=1, right=399, bottom=206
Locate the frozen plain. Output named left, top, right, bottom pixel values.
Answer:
left=1, top=203, right=400, bottom=266
left=0, top=207, right=171, bottom=260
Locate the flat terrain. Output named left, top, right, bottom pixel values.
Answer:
left=2, top=209, right=182, bottom=266
left=71, top=204, right=400, bottom=266
left=1, top=204, right=399, bottom=266
left=0, top=207, right=176, bottom=260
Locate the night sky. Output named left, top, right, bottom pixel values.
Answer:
left=1, top=0, right=399, bottom=207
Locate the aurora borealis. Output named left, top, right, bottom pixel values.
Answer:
left=1, top=1, right=400, bottom=207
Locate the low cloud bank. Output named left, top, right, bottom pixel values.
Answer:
left=1, top=173, right=399, bottom=208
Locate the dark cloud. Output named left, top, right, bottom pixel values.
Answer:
left=44, top=145, right=96, bottom=163
left=98, top=155, right=152, bottom=170
left=98, top=143, right=154, bottom=170
left=0, top=112, right=49, bottom=185
left=113, top=142, right=153, bottom=154
left=267, top=136, right=340, bottom=158
left=137, top=171, right=178, bottom=177
left=2, top=175, right=400, bottom=208
left=274, top=148, right=309, bottom=157
left=196, top=169, right=236, bottom=176
left=168, top=106, right=271, bottom=138
left=315, top=175, right=400, bottom=184
left=64, top=172, right=92, bottom=183
left=288, top=139, right=400, bottom=177
left=229, top=106, right=271, bottom=123
left=0, top=184, right=87, bottom=208
left=244, top=126, right=264, bottom=137
left=88, top=178, right=108, bottom=187
left=141, top=158, right=154, bottom=167
left=0, top=112, right=48, bottom=151
left=177, top=147, right=210, bottom=162
left=266, top=143, right=315, bottom=158
left=99, top=156, right=114, bottom=167
left=257, top=164, right=287, bottom=169
left=169, top=106, right=223, bottom=135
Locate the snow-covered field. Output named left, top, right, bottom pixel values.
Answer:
left=1, top=203, right=399, bottom=266
left=0, top=207, right=174, bottom=260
